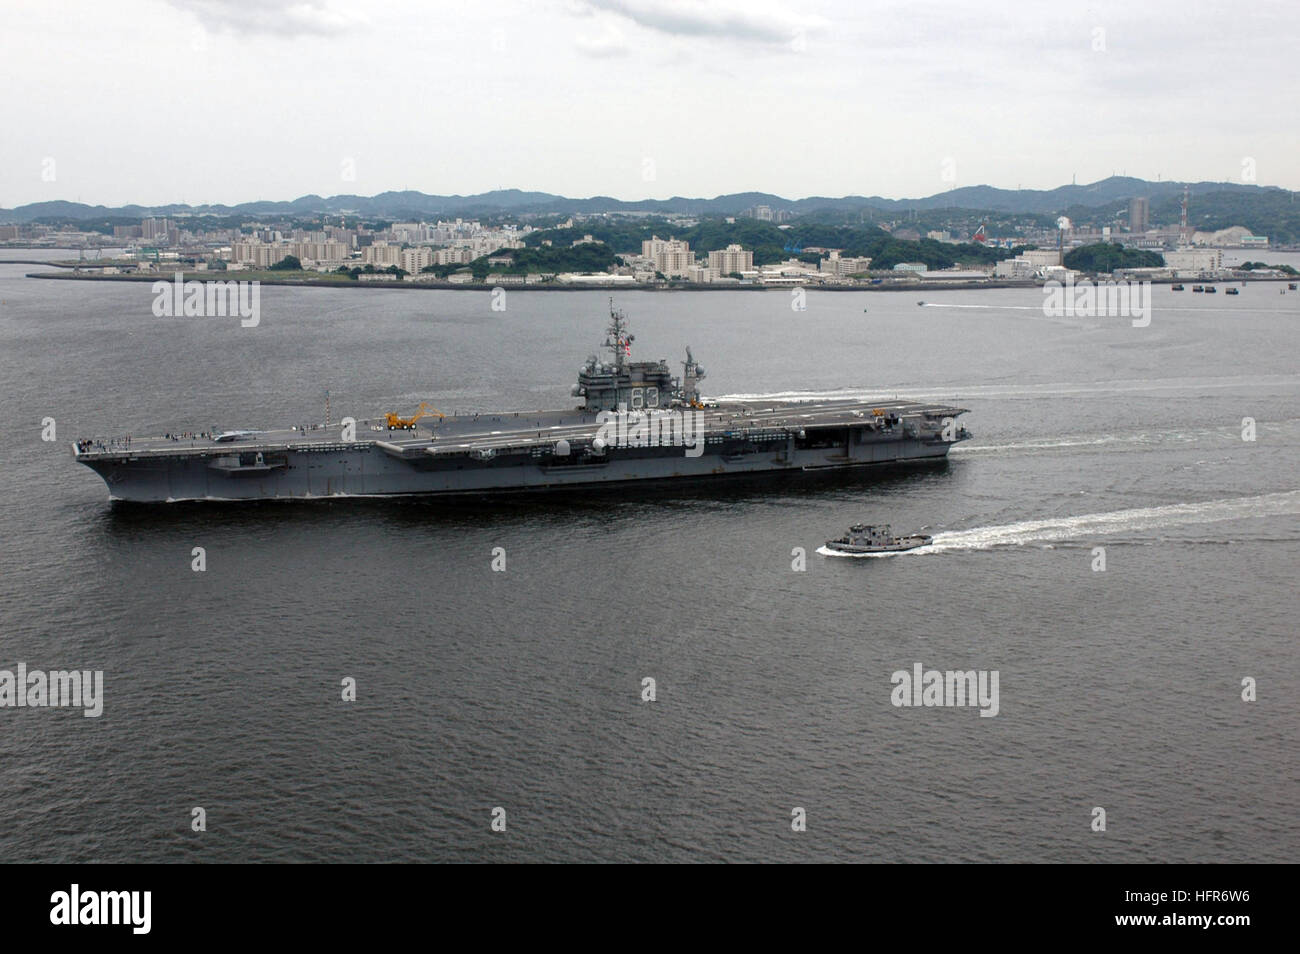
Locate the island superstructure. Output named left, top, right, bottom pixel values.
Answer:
left=72, top=303, right=971, bottom=502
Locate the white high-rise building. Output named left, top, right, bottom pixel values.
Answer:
left=642, top=236, right=694, bottom=276
left=289, top=241, right=349, bottom=263
left=400, top=247, right=434, bottom=274
left=708, top=244, right=753, bottom=274
left=363, top=243, right=403, bottom=267
left=435, top=247, right=474, bottom=265
left=230, top=240, right=287, bottom=267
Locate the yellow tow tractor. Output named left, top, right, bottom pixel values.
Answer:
left=384, top=402, right=444, bottom=431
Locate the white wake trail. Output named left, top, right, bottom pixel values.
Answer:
left=716, top=374, right=1297, bottom=405
left=817, top=491, right=1300, bottom=558
left=917, top=302, right=1042, bottom=311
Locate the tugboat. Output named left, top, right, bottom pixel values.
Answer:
left=824, top=523, right=932, bottom=554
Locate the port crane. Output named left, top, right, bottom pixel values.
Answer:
left=384, top=402, right=444, bottom=430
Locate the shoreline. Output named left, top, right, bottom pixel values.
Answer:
left=23, top=271, right=1040, bottom=292
left=20, top=269, right=1297, bottom=293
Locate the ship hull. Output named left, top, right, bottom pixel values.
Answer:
left=81, top=437, right=955, bottom=503
left=824, top=536, right=933, bottom=554
left=75, top=398, right=970, bottom=503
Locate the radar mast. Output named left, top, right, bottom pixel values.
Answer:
left=603, top=298, right=632, bottom=373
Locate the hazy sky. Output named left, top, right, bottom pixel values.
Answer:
left=2, top=0, right=1297, bottom=207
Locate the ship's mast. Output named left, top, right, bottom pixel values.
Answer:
left=680, top=346, right=706, bottom=405
left=604, top=298, right=631, bottom=372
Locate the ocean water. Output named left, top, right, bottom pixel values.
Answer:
left=0, top=257, right=1296, bottom=862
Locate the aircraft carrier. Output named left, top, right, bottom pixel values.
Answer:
left=73, top=304, right=971, bottom=502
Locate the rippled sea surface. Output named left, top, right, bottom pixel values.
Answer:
left=1, top=255, right=1296, bottom=862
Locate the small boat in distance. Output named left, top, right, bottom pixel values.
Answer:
left=824, top=523, right=933, bottom=555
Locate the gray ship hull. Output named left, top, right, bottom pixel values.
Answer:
left=75, top=398, right=970, bottom=503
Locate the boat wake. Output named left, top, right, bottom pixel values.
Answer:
left=717, top=374, right=1297, bottom=405
left=951, top=420, right=1300, bottom=456
left=917, top=301, right=1288, bottom=316
left=917, top=302, right=1041, bottom=311
left=816, top=491, right=1300, bottom=557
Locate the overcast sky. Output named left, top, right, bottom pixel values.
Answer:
left=2, top=0, right=1297, bottom=207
